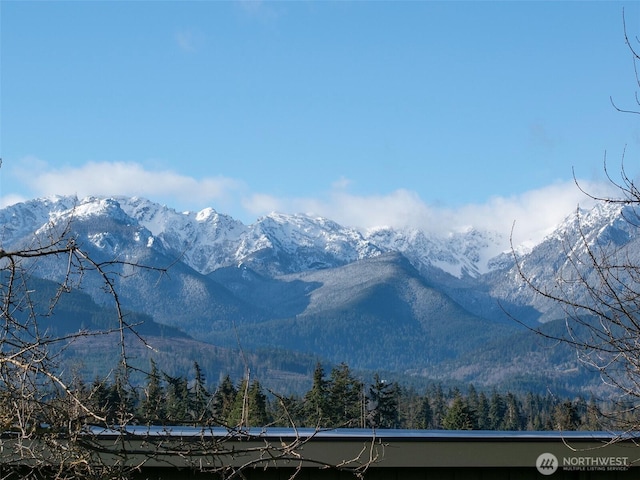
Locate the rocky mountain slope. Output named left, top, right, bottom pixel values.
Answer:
left=1, top=195, right=634, bottom=394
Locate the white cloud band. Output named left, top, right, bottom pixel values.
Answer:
left=3, top=158, right=614, bottom=253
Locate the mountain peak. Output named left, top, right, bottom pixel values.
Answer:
left=0, top=195, right=513, bottom=278
left=66, top=197, right=131, bottom=221
left=5, top=194, right=623, bottom=282
left=4, top=194, right=637, bottom=393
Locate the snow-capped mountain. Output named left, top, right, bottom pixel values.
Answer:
left=0, top=195, right=506, bottom=279
left=0, top=195, right=79, bottom=245
left=120, top=197, right=248, bottom=274
left=366, top=225, right=504, bottom=279
left=3, top=195, right=636, bottom=318
left=484, top=201, right=639, bottom=323
left=2, top=194, right=638, bottom=393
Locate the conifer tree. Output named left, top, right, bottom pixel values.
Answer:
left=139, top=359, right=165, bottom=424
left=488, top=391, right=506, bottom=430
left=247, top=380, right=269, bottom=426
left=90, top=377, right=114, bottom=422
left=212, top=374, right=237, bottom=425
left=429, top=384, right=447, bottom=429
left=164, top=373, right=190, bottom=424
left=442, top=393, right=477, bottom=430
left=90, top=372, right=135, bottom=425
left=396, top=386, right=422, bottom=429
left=228, top=379, right=269, bottom=427
left=366, top=374, right=399, bottom=429
left=270, top=393, right=304, bottom=427
left=553, top=400, right=580, bottom=431
left=303, top=362, right=330, bottom=427
left=417, top=393, right=433, bottom=429
left=475, top=392, right=490, bottom=430
left=583, top=396, right=603, bottom=430
left=502, top=392, right=523, bottom=430
left=466, top=385, right=479, bottom=415
left=191, top=362, right=212, bottom=424
left=327, top=363, right=363, bottom=428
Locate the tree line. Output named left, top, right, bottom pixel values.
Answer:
left=39, top=360, right=628, bottom=432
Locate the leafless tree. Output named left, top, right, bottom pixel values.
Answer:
left=0, top=199, right=161, bottom=478
left=513, top=11, right=640, bottom=432
left=0, top=193, right=380, bottom=479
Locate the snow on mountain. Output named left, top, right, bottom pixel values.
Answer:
left=41, top=197, right=158, bottom=260
left=483, top=201, right=638, bottom=323
left=364, top=226, right=505, bottom=278
left=0, top=195, right=524, bottom=279
left=15, top=193, right=627, bottom=286
left=60, top=197, right=132, bottom=222
left=117, top=196, right=247, bottom=274
left=235, top=213, right=384, bottom=274
left=0, top=195, right=79, bottom=248
left=5, top=194, right=638, bottom=394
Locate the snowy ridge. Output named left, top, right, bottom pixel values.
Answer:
left=5, top=193, right=640, bottom=391
left=364, top=226, right=504, bottom=278
left=3, top=194, right=640, bottom=328
left=118, top=197, right=247, bottom=274
left=0, top=195, right=523, bottom=278
left=238, top=213, right=384, bottom=273
left=0, top=195, right=78, bottom=247
left=0, top=195, right=562, bottom=279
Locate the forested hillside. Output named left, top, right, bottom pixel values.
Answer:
left=41, top=361, right=618, bottom=432
left=2, top=196, right=636, bottom=398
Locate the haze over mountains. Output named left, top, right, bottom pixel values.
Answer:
left=1, top=195, right=633, bottom=395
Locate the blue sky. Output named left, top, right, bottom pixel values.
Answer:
left=2, top=1, right=640, bottom=248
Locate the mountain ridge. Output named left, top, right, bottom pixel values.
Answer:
left=2, top=194, right=634, bottom=394
left=0, top=195, right=513, bottom=278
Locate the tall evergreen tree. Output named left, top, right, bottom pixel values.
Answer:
left=523, top=392, right=538, bottom=430
left=90, top=377, right=115, bottom=422
left=488, top=391, right=506, bottom=430
left=139, top=359, right=165, bottom=424
left=270, top=393, right=304, bottom=427
left=476, top=392, right=490, bottom=430
left=417, top=393, right=433, bottom=429
left=396, top=386, right=422, bottom=429
left=553, top=400, right=580, bottom=431
left=247, top=380, right=269, bottom=426
left=328, top=363, right=363, bottom=428
left=430, top=384, right=447, bottom=429
left=228, top=379, right=269, bottom=427
left=164, top=373, right=190, bottom=424
left=366, top=374, right=399, bottom=429
left=502, top=392, right=523, bottom=430
left=90, top=372, right=135, bottom=425
left=191, top=362, right=212, bottom=424
left=303, top=363, right=330, bottom=427
left=442, top=393, right=477, bottom=430
left=583, top=396, right=602, bottom=430
left=466, top=385, right=479, bottom=415
left=212, top=374, right=237, bottom=425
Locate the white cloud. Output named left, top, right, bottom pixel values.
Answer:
left=0, top=194, right=27, bottom=208
left=331, top=176, right=352, bottom=190
left=240, top=177, right=615, bottom=253
left=7, top=159, right=619, bottom=253
left=449, top=181, right=603, bottom=250
left=242, top=192, right=285, bottom=215
left=323, top=189, right=436, bottom=230
left=14, top=160, right=245, bottom=211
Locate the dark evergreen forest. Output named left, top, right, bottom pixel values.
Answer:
left=53, top=360, right=631, bottom=432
